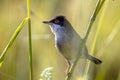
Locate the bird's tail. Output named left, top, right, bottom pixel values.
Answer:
left=87, top=55, right=102, bottom=64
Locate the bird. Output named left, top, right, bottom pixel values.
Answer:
left=43, top=16, right=102, bottom=73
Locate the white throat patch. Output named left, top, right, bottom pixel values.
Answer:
left=50, top=24, right=65, bottom=35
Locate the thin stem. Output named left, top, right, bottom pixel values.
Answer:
left=65, top=0, right=105, bottom=80
left=27, top=0, right=30, bottom=17
left=84, top=0, right=106, bottom=80
left=28, top=18, right=33, bottom=80
left=0, top=18, right=28, bottom=66
left=91, top=0, right=106, bottom=55
left=27, top=0, right=33, bottom=80
left=84, top=0, right=105, bottom=42
left=65, top=42, right=85, bottom=80
left=83, top=0, right=101, bottom=42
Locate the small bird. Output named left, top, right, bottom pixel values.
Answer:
left=43, top=16, right=102, bottom=73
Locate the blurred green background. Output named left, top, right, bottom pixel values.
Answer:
left=0, top=0, right=120, bottom=80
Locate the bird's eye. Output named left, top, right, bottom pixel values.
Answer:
left=54, top=20, right=59, bottom=24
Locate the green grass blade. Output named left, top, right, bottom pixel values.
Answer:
left=83, top=0, right=106, bottom=79
left=28, top=18, right=33, bottom=80
left=65, top=0, right=105, bottom=80
left=0, top=18, right=28, bottom=67
left=27, top=0, right=33, bottom=80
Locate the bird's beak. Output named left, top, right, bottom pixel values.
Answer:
left=43, top=21, right=50, bottom=24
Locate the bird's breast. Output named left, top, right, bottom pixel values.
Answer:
left=55, top=33, right=73, bottom=60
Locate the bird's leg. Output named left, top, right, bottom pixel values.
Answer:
left=65, top=60, right=71, bottom=76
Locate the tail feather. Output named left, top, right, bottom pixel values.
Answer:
left=88, top=55, right=102, bottom=64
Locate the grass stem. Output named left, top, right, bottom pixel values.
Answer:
left=27, top=0, right=33, bottom=80
left=84, top=0, right=105, bottom=80
left=65, top=0, right=105, bottom=80
left=0, top=18, right=28, bottom=67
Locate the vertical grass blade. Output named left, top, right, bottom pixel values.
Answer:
left=84, top=0, right=106, bottom=80
left=0, top=18, right=28, bottom=67
left=28, top=18, right=33, bottom=80
left=27, top=0, right=33, bottom=80
left=66, top=0, right=105, bottom=80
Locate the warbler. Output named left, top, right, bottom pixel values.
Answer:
left=43, top=16, right=102, bottom=73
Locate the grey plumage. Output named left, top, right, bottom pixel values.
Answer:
left=43, top=16, right=102, bottom=72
